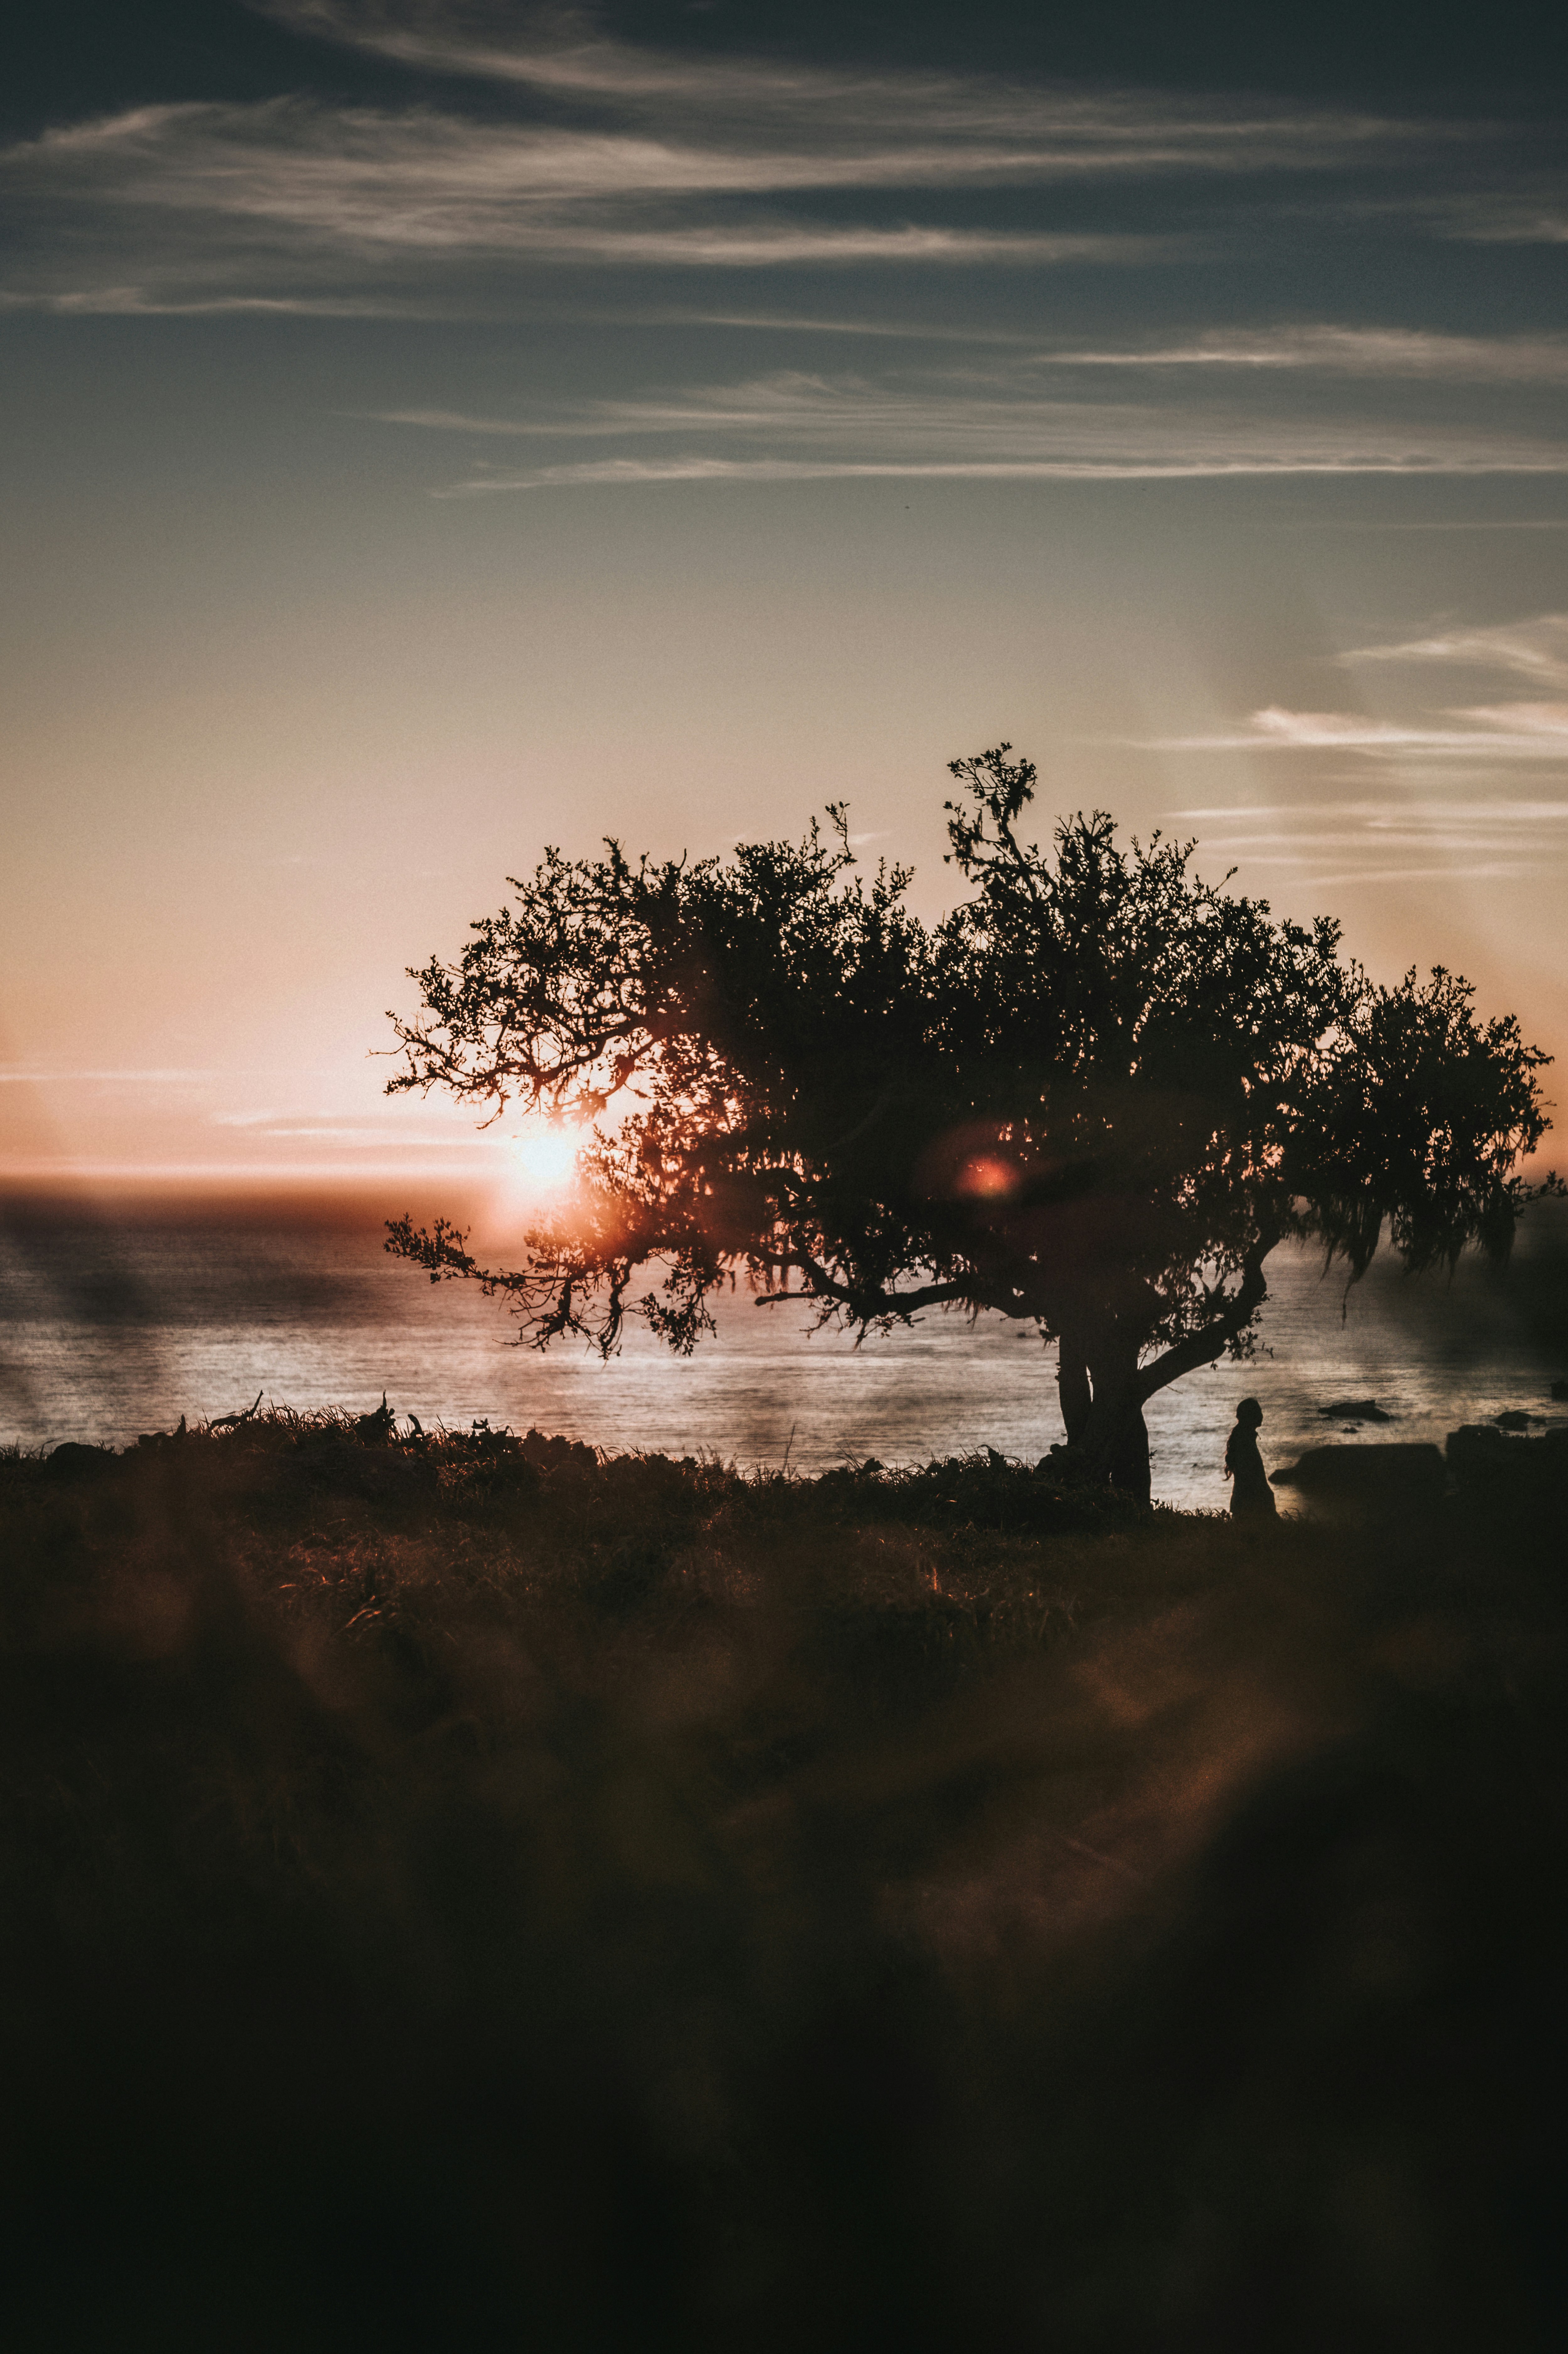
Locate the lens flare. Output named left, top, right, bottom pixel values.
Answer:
left=955, top=1154, right=1018, bottom=1200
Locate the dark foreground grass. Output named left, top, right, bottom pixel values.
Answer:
left=2, top=1416, right=1565, bottom=2352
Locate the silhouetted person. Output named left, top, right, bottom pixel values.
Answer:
left=1226, top=1396, right=1277, bottom=1520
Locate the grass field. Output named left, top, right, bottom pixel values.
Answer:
left=2, top=1414, right=1564, bottom=2351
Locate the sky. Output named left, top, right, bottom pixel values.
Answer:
left=3, top=0, right=1566, bottom=1199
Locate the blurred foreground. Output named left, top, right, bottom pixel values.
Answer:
left=2, top=1419, right=1565, bottom=2350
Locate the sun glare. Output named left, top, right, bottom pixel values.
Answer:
left=513, top=1122, right=583, bottom=1191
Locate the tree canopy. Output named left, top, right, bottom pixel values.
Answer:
left=385, top=747, right=1555, bottom=1494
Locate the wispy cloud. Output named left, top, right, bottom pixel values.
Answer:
left=1170, top=792, right=1568, bottom=884
left=4, top=5, right=1560, bottom=513
left=1340, top=614, right=1568, bottom=687
left=368, top=354, right=1568, bottom=433
left=351, top=359, right=1568, bottom=488
left=1041, top=328, right=1568, bottom=381
left=630, top=308, right=1043, bottom=343
left=439, top=453, right=1568, bottom=492
left=1176, top=799, right=1568, bottom=821
left=0, top=286, right=433, bottom=317
left=0, top=1154, right=511, bottom=1183
left=647, top=317, right=1568, bottom=383
left=0, top=2, right=1487, bottom=315
left=1437, top=198, right=1568, bottom=246
left=210, top=1121, right=487, bottom=1143
left=1293, top=519, right=1568, bottom=533
left=1238, top=861, right=1535, bottom=886
left=1144, top=703, right=1568, bottom=755
left=0, top=91, right=1199, bottom=308
left=264, top=3, right=1430, bottom=172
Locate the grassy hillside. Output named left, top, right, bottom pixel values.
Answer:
left=2, top=1416, right=1564, bottom=2351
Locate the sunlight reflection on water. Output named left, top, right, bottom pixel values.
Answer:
left=3, top=1207, right=1564, bottom=1509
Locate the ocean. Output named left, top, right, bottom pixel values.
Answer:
left=3, top=1200, right=1565, bottom=1510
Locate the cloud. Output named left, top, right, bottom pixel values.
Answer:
left=5, top=5, right=1558, bottom=509
left=650, top=317, right=1568, bottom=382
left=209, top=1108, right=487, bottom=1142
left=1169, top=793, right=1568, bottom=881
left=351, top=359, right=1568, bottom=488
left=0, top=287, right=436, bottom=317
left=1293, top=520, right=1568, bottom=533
left=0, top=6, right=1487, bottom=315
left=1144, top=703, right=1568, bottom=755
left=1438, top=199, right=1568, bottom=246
left=1340, top=615, right=1568, bottom=687
left=0, top=92, right=1196, bottom=307
left=1238, top=861, right=1535, bottom=886
left=438, top=454, right=1568, bottom=492
left=1040, top=328, right=1568, bottom=381
left=262, top=3, right=1428, bottom=172
left=1459, top=701, right=1568, bottom=736
left=1175, top=799, right=1568, bottom=821
left=367, top=364, right=1568, bottom=441
left=0, top=1155, right=509, bottom=1183
left=629, top=308, right=1042, bottom=342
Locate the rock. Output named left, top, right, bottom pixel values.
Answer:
left=1448, top=1422, right=1568, bottom=1497
left=519, top=1428, right=597, bottom=1472
left=44, top=1441, right=117, bottom=1482
left=1447, top=1424, right=1512, bottom=1473
left=1316, top=1399, right=1393, bottom=1423
left=1271, top=1443, right=1444, bottom=1508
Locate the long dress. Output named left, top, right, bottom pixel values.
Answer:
left=1226, top=1422, right=1278, bottom=1519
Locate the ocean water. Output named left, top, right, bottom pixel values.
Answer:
left=3, top=1203, right=1565, bottom=1510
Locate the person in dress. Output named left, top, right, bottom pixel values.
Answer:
left=1225, top=1396, right=1277, bottom=1519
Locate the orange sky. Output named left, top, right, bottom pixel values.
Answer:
left=3, top=4, right=1566, bottom=1209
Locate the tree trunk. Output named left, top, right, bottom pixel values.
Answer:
left=1109, top=1400, right=1151, bottom=1504
left=1057, top=1331, right=1092, bottom=1448
left=1057, top=1329, right=1152, bottom=1506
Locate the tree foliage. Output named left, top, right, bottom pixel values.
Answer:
left=385, top=747, right=1554, bottom=1491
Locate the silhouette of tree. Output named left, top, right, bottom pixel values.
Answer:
left=385, top=746, right=1554, bottom=1497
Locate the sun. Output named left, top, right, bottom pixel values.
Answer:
left=512, top=1120, right=583, bottom=1191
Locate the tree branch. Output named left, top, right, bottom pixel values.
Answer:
left=1133, top=1228, right=1280, bottom=1404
